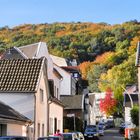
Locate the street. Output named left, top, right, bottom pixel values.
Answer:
left=99, top=127, right=124, bottom=140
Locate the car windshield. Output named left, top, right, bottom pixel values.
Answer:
left=0, top=138, right=10, bottom=140
left=0, top=138, right=26, bottom=140
left=98, top=127, right=103, bottom=130
left=48, top=138, right=59, bottom=140
left=85, top=128, right=97, bottom=132
left=63, top=134, right=72, bottom=140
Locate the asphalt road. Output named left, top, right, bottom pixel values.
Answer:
left=99, top=127, right=124, bottom=140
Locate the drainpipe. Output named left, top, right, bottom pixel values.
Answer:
left=47, top=98, right=53, bottom=135
left=34, top=94, right=36, bottom=140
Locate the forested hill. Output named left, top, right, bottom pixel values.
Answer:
left=0, top=21, right=140, bottom=97
left=0, top=21, right=139, bottom=62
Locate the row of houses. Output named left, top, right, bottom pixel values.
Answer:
left=0, top=42, right=97, bottom=140
left=1, top=41, right=139, bottom=139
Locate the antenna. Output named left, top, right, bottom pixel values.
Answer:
left=8, top=48, right=11, bottom=54
left=7, top=46, right=14, bottom=55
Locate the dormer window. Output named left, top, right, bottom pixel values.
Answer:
left=73, top=73, right=78, bottom=78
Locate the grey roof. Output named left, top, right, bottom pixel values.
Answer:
left=1, top=47, right=25, bottom=60
left=18, top=43, right=39, bottom=58
left=49, top=97, right=64, bottom=107
left=0, top=101, right=31, bottom=123
left=50, top=55, right=67, bottom=66
left=0, top=58, right=44, bottom=92
left=60, top=95, right=83, bottom=109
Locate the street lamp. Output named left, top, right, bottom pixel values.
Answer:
left=97, top=79, right=134, bottom=108
left=121, top=86, right=133, bottom=108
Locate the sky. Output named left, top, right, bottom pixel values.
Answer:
left=0, top=0, right=140, bottom=27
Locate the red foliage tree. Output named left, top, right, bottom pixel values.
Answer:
left=99, top=88, right=117, bottom=116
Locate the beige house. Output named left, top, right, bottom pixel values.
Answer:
left=0, top=58, right=50, bottom=140
left=2, top=42, right=64, bottom=134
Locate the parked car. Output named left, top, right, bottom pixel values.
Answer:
left=84, top=125, right=99, bottom=140
left=119, top=123, right=125, bottom=134
left=106, top=120, right=115, bottom=128
left=98, top=122, right=106, bottom=129
left=98, top=126, right=104, bottom=136
left=38, top=136, right=61, bottom=140
left=75, top=132, right=84, bottom=140
left=0, top=136, right=29, bottom=140
left=62, top=133, right=79, bottom=140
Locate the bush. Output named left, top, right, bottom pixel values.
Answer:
left=131, top=127, right=139, bottom=140
left=130, top=105, right=139, bottom=126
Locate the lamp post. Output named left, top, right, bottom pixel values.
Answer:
left=120, top=86, right=133, bottom=108
left=97, top=79, right=133, bottom=108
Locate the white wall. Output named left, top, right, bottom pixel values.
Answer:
left=35, top=70, right=49, bottom=139
left=49, top=102, right=63, bottom=134
left=54, top=65, right=71, bottom=95
left=37, top=42, right=61, bottom=99
left=7, top=124, right=27, bottom=136
left=125, top=107, right=131, bottom=123
left=37, top=42, right=54, bottom=80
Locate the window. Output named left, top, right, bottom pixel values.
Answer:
left=54, top=86, right=56, bottom=97
left=57, top=88, right=59, bottom=98
left=49, top=118, right=53, bottom=135
left=40, top=89, right=44, bottom=102
left=58, top=120, right=61, bottom=130
left=38, top=123, right=40, bottom=137
left=42, top=124, right=44, bottom=136
left=73, top=73, right=78, bottom=78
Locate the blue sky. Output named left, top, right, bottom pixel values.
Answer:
left=0, top=0, right=140, bottom=27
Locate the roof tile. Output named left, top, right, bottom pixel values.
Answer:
left=0, top=58, right=44, bottom=92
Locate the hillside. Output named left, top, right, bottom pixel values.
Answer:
left=0, top=21, right=139, bottom=101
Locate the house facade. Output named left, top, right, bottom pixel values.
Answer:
left=0, top=58, right=50, bottom=140
left=1, top=42, right=64, bottom=135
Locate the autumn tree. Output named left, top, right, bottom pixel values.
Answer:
left=99, top=88, right=117, bottom=116
left=78, top=61, right=93, bottom=79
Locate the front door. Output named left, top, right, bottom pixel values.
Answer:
left=0, top=124, right=7, bottom=136
left=54, top=118, right=57, bottom=133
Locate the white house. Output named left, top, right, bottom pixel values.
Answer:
left=0, top=58, right=50, bottom=140
left=89, top=92, right=106, bottom=124
left=124, top=85, right=138, bottom=128
left=53, top=64, right=77, bottom=95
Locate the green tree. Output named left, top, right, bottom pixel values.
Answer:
left=130, top=105, right=139, bottom=126
left=87, top=64, right=107, bottom=92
